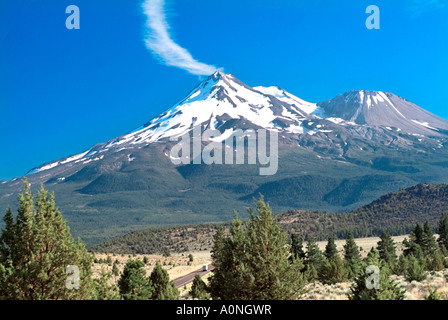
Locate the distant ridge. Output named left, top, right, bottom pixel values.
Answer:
left=91, top=183, right=448, bottom=254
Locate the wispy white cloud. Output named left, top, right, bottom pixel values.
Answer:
left=142, top=0, right=219, bottom=76
left=407, top=0, right=446, bottom=16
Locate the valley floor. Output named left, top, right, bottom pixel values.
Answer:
left=92, top=234, right=448, bottom=300
left=93, top=250, right=212, bottom=287
left=315, top=235, right=409, bottom=258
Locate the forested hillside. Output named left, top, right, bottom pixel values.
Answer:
left=92, top=183, right=448, bottom=254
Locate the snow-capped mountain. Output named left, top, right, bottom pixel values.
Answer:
left=101, top=71, right=320, bottom=145
left=2, top=72, right=448, bottom=246
left=24, top=71, right=448, bottom=176
left=317, top=90, right=448, bottom=136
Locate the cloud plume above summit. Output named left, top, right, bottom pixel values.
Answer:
left=142, top=0, right=219, bottom=76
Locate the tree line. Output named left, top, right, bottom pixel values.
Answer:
left=191, top=198, right=448, bottom=300
left=0, top=182, right=179, bottom=300
left=1, top=182, right=447, bottom=300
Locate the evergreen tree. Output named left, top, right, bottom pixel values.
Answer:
left=112, top=261, right=120, bottom=277
left=0, top=181, right=95, bottom=300
left=189, top=274, right=208, bottom=300
left=304, top=264, right=318, bottom=283
left=343, top=231, right=362, bottom=278
left=118, top=259, right=153, bottom=300
left=404, top=255, right=427, bottom=282
left=343, top=231, right=361, bottom=261
left=95, top=268, right=121, bottom=300
left=403, top=224, right=425, bottom=259
left=348, top=249, right=405, bottom=300
left=209, top=196, right=305, bottom=300
left=402, top=239, right=424, bottom=259
left=0, top=208, right=14, bottom=263
left=377, top=232, right=397, bottom=265
left=426, top=249, right=445, bottom=272
left=421, top=221, right=438, bottom=256
left=394, top=254, right=407, bottom=276
left=441, top=246, right=448, bottom=261
left=324, top=238, right=338, bottom=260
left=437, top=213, right=448, bottom=252
left=243, top=198, right=305, bottom=299
left=208, top=227, right=227, bottom=299
left=320, top=254, right=348, bottom=285
left=149, top=262, right=179, bottom=300
left=412, top=223, right=424, bottom=245
left=305, top=236, right=324, bottom=280
left=289, top=233, right=305, bottom=261
left=209, top=216, right=248, bottom=300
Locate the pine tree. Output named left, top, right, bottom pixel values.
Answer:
left=394, top=254, right=407, bottom=276
left=412, top=223, right=424, bottom=245
left=112, top=261, right=120, bottom=277
left=0, top=181, right=95, bottom=300
left=377, top=232, right=397, bottom=265
left=243, top=198, right=305, bottom=300
left=403, top=239, right=424, bottom=259
left=0, top=208, right=14, bottom=263
left=189, top=274, right=208, bottom=300
left=404, top=255, right=427, bottom=282
left=437, top=213, right=448, bottom=252
left=290, top=233, right=305, bottom=261
left=305, top=236, right=324, bottom=280
left=343, top=231, right=361, bottom=278
left=320, top=254, right=348, bottom=285
left=441, top=246, right=448, bottom=264
left=304, top=264, right=318, bottom=283
left=209, top=216, right=248, bottom=300
left=403, top=224, right=425, bottom=259
left=421, top=221, right=438, bottom=256
left=343, top=231, right=361, bottom=261
left=95, top=268, right=121, bottom=300
left=426, top=249, right=445, bottom=272
left=118, top=259, right=153, bottom=300
left=324, top=238, right=338, bottom=260
left=348, top=249, right=405, bottom=300
left=209, top=196, right=305, bottom=300
left=208, top=227, right=228, bottom=299
left=149, top=262, right=179, bottom=300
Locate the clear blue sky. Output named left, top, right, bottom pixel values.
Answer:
left=1, top=0, right=447, bottom=180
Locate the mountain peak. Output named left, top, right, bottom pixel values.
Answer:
left=318, top=90, right=448, bottom=135
left=210, top=70, right=227, bottom=78
left=20, top=73, right=448, bottom=177
left=207, top=71, right=236, bottom=83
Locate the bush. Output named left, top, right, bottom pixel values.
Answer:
left=425, top=288, right=441, bottom=300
